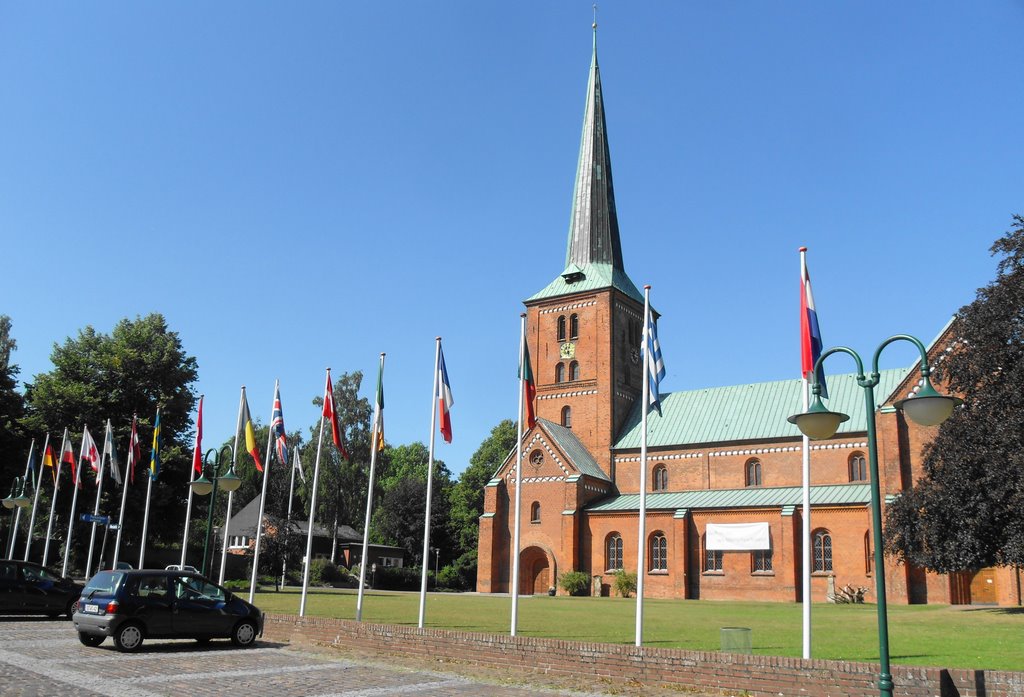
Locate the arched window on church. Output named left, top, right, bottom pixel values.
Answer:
left=702, top=533, right=722, bottom=572
left=561, top=406, right=572, bottom=428
left=864, top=530, right=872, bottom=573
left=813, top=529, right=833, bottom=573
left=652, top=464, right=668, bottom=491
left=555, top=363, right=565, bottom=383
left=849, top=452, right=867, bottom=482
left=606, top=533, right=623, bottom=571
left=557, top=315, right=566, bottom=342
left=531, top=501, right=541, bottom=524
left=569, top=314, right=579, bottom=340
left=745, top=458, right=762, bottom=487
left=650, top=533, right=667, bottom=572
left=569, top=361, right=580, bottom=381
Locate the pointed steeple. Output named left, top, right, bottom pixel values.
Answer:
left=566, top=23, right=623, bottom=271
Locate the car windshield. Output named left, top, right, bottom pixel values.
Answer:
left=22, top=565, right=58, bottom=582
left=83, top=571, right=124, bottom=595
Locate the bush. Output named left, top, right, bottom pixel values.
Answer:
left=613, top=569, right=637, bottom=598
left=558, top=570, right=591, bottom=596
left=373, top=565, right=423, bottom=591
left=223, top=579, right=249, bottom=591
left=436, top=551, right=477, bottom=591
left=309, top=559, right=345, bottom=586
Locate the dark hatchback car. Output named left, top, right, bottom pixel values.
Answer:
left=0, top=559, right=83, bottom=618
left=73, top=569, right=264, bottom=652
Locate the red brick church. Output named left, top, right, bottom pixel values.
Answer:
left=476, top=35, right=1022, bottom=607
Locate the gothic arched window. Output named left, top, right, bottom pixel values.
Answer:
left=569, top=361, right=580, bottom=381
left=849, top=452, right=867, bottom=482
left=555, top=363, right=565, bottom=383
left=606, top=533, right=623, bottom=570
left=813, top=529, right=833, bottom=572
left=531, top=501, right=541, bottom=523
left=561, top=406, right=572, bottom=428
left=652, top=464, right=668, bottom=491
left=557, top=316, right=566, bottom=342
left=569, top=314, right=579, bottom=340
left=745, top=458, right=762, bottom=487
left=650, top=533, right=667, bottom=571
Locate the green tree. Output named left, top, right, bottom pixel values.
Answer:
left=0, top=316, right=28, bottom=490
left=448, top=419, right=516, bottom=557
left=23, top=314, right=198, bottom=569
left=886, top=215, right=1024, bottom=572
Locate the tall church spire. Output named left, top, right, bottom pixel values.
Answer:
left=565, top=18, right=623, bottom=272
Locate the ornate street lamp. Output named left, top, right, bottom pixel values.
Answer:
left=4, top=477, right=31, bottom=558
left=190, top=445, right=241, bottom=577
left=788, top=334, right=961, bottom=697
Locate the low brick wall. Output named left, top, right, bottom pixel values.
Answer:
left=263, top=613, right=1023, bottom=697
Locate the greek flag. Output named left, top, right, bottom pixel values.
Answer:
left=642, top=308, right=666, bottom=416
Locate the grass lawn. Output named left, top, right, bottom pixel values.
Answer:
left=250, top=587, right=1023, bottom=671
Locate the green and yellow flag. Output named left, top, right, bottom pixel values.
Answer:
left=373, top=359, right=385, bottom=453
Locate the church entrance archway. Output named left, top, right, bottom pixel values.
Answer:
left=519, top=546, right=552, bottom=595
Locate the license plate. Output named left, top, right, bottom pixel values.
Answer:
left=84, top=604, right=99, bottom=614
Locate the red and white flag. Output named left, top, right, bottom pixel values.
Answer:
left=128, top=415, right=141, bottom=485
left=437, top=346, right=454, bottom=443
left=62, top=433, right=79, bottom=488
left=192, top=396, right=204, bottom=475
left=323, top=371, right=350, bottom=460
left=82, top=426, right=100, bottom=477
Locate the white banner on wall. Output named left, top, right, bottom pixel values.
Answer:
left=706, top=522, right=771, bottom=551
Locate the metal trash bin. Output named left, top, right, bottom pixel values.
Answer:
left=720, top=627, right=752, bottom=654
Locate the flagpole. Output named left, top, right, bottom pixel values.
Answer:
left=300, top=369, right=331, bottom=617
left=357, top=353, right=386, bottom=622
left=43, top=428, right=69, bottom=568
left=8, top=440, right=34, bottom=560
left=63, top=429, right=87, bottom=577
left=85, top=429, right=108, bottom=577
left=249, top=382, right=279, bottom=604
left=139, top=408, right=160, bottom=570
left=418, top=337, right=442, bottom=629
left=800, top=246, right=812, bottom=660
left=181, top=397, right=203, bottom=568
left=635, top=286, right=652, bottom=647
left=510, top=315, right=526, bottom=636
left=220, top=387, right=246, bottom=585
left=24, top=436, right=44, bottom=561
left=283, top=446, right=298, bottom=586
left=112, top=416, right=135, bottom=569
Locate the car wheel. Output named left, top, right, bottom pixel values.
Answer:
left=230, top=620, right=257, bottom=647
left=65, top=599, right=78, bottom=619
left=78, top=632, right=104, bottom=647
left=113, top=622, right=145, bottom=653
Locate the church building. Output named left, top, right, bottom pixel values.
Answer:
left=475, top=32, right=1022, bottom=607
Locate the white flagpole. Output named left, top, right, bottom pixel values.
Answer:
left=418, top=338, right=442, bottom=629
left=357, top=353, right=386, bottom=622
left=9, top=440, right=34, bottom=560
left=63, top=430, right=87, bottom=577
left=85, top=428, right=108, bottom=576
left=283, top=446, right=298, bottom=586
left=181, top=397, right=203, bottom=568
left=510, top=315, right=526, bottom=636
left=43, top=427, right=69, bottom=568
left=220, top=387, right=246, bottom=585
left=112, top=416, right=135, bottom=569
left=800, top=247, right=812, bottom=660
left=249, top=382, right=279, bottom=603
left=299, top=369, right=331, bottom=617
left=139, top=411, right=158, bottom=569
left=635, top=285, right=652, bottom=647
left=24, top=436, right=44, bottom=561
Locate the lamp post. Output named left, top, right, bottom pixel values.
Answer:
left=190, top=446, right=241, bottom=577
left=788, top=335, right=961, bottom=697
left=3, top=477, right=32, bottom=557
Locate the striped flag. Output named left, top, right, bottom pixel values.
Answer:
left=62, top=433, right=79, bottom=488
left=437, top=346, right=454, bottom=443
left=323, top=372, right=350, bottom=460
left=373, top=360, right=385, bottom=452
left=241, top=391, right=263, bottom=472
left=44, top=442, right=57, bottom=485
left=128, top=415, right=141, bottom=485
left=150, top=409, right=162, bottom=481
left=520, top=342, right=536, bottom=430
left=271, top=383, right=288, bottom=465
left=642, top=307, right=666, bottom=416
left=800, top=253, right=828, bottom=398
left=192, top=396, right=204, bottom=475
left=82, top=425, right=100, bottom=478
left=104, top=420, right=122, bottom=486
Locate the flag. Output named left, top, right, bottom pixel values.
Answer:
left=373, top=360, right=385, bottom=452
left=323, top=372, right=350, bottom=460
left=27, top=444, right=38, bottom=489
left=192, top=396, right=204, bottom=475
left=800, top=253, right=828, bottom=398
left=82, top=425, right=100, bottom=477
left=293, top=445, right=305, bottom=483
left=150, top=409, right=162, bottom=480
left=128, top=416, right=141, bottom=485
left=271, top=383, right=288, bottom=465
left=62, top=433, right=79, bottom=488
left=642, top=308, right=666, bottom=416
left=104, top=420, right=122, bottom=486
left=437, top=346, right=454, bottom=443
left=43, top=443, right=57, bottom=485
left=520, top=342, right=536, bottom=430
left=241, top=392, right=263, bottom=472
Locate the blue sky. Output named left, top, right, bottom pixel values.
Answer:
left=2, top=2, right=1022, bottom=476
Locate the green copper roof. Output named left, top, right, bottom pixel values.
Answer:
left=540, top=417, right=610, bottom=481
left=526, top=262, right=644, bottom=304
left=613, top=369, right=907, bottom=450
left=586, top=483, right=871, bottom=513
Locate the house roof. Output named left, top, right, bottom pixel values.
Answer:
left=585, top=483, right=871, bottom=513
left=613, top=369, right=906, bottom=450
left=225, top=494, right=361, bottom=542
left=539, top=418, right=610, bottom=481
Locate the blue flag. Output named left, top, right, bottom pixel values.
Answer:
left=642, top=309, right=666, bottom=416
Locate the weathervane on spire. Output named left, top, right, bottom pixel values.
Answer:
left=593, top=4, right=598, bottom=31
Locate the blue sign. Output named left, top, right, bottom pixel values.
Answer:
left=80, top=514, right=110, bottom=525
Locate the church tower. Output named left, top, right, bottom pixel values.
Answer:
left=524, top=28, right=645, bottom=480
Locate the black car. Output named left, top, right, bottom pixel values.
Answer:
left=73, top=569, right=263, bottom=652
left=0, top=559, right=83, bottom=618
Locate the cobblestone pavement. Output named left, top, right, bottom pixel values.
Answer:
left=0, top=618, right=613, bottom=697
